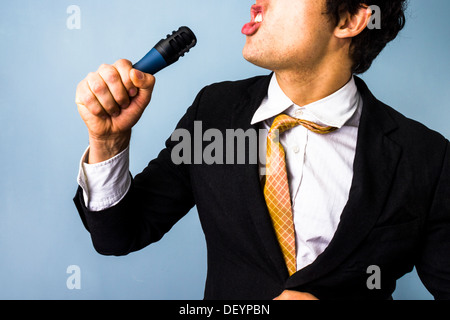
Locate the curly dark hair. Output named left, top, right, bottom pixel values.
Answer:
left=325, top=0, right=408, bottom=74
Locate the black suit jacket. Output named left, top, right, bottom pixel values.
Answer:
left=74, top=75, right=450, bottom=300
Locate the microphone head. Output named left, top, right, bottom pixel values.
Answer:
left=154, top=26, right=197, bottom=66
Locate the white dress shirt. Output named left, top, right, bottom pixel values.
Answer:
left=252, top=74, right=362, bottom=270
left=77, top=74, right=362, bottom=271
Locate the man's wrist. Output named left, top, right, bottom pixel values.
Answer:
left=87, top=131, right=131, bottom=164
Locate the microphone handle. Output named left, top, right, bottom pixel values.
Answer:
left=133, top=48, right=168, bottom=75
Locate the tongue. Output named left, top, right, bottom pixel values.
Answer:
left=241, top=22, right=260, bottom=36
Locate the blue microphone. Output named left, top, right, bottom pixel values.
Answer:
left=133, top=26, right=197, bottom=75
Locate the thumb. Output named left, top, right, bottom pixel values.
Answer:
left=129, top=68, right=155, bottom=109
left=130, top=68, right=155, bottom=91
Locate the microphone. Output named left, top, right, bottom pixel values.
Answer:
left=133, top=26, right=197, bottom=75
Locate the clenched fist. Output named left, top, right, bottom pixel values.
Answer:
left=76, top=59, right=155, bottom=163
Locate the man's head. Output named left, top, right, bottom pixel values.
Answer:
left=242, top=0, right=407, bottom=75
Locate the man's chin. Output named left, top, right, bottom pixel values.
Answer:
left=242, top=47, right=271, bottom=70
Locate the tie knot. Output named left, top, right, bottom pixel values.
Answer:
left=269, top=114, right=338, bottom=136
left=269, top=114, right=302, bottom=135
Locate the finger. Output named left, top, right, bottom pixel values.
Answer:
left=76, top=79, right=108, bottom=119
left=87, top=71, right=121, bottom=117
left=113, top=59, right=138, bottom=98
left=98, top=64, right=130, bottom=109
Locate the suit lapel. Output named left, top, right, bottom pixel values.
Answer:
left=232, top=74, right=291, bottom=282
left=285, top=77, right=402, bottom=288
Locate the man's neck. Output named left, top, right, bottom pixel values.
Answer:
left=274, top=68, right=353, bottom=107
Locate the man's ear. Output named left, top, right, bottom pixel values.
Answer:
left=334, top=5, right=372, bottom=39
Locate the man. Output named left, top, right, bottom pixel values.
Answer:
left=74, top=0, right=450, bottom=300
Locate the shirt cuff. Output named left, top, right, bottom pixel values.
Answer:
left=77, top=145, right=131, bottom=212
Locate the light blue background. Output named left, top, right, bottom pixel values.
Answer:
left=0, top=0, right=448, bottom=300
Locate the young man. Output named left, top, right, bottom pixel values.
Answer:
left=74, top=0, right=450, bottom=299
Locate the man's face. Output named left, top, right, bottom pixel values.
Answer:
left=242, top=0, right=336, bottom=73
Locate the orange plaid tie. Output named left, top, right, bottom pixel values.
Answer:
left=264, top=114, right=337, bottom=276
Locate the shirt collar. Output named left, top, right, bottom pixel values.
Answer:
left=251, top=74, right=360, bottom=128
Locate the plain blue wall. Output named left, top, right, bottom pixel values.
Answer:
left=0, top=0, right=448, bottom=299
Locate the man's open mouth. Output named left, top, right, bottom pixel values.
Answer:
left=242, top=5, right=264, bottom=36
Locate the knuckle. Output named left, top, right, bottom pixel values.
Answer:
left=115, top=93, right=128, bottom=106
left=98, top=63, right=110, bottom=71
left=102, top=69, right=120, bottom=84
left=91, top=106, right=104, bottom=117
left=75, top=82, right=84, bottom=98
left=100, top=98, right=118, bottom=112
left=115, top=59, right=132, bottom=68
left=114, top=60, right=133, bottom=86
left=83, top=93, right=96, bottom=106
left=86, top=72, right=96, bottom=83
left=90, top=79, right=105, bottom=95
left=121, top=77, right=133, bottom=89
left=107, top=101, right=119, bottom=111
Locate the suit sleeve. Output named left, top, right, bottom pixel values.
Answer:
left=416, top=140, right=450, bottom=299
left=73, top=87, right=207, bottom=256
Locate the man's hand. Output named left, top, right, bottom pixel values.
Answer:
left=274, top=290, right=318, bottom=300
left=76, top=59, right=155, bottom=163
